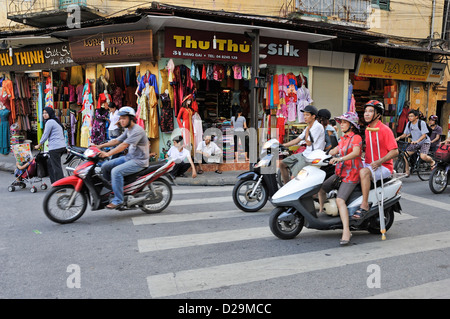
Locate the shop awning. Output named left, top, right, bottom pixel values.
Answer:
left=146, top=15, right=336, bottom=43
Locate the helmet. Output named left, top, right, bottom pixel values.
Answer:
left=334, top=112, right=360, bottom=130
left=118, top=106, right=136, bottom=117
left=318, top=109, right=331, bottom=120
left=429, top=115, right=438, bottom=121
left=365, top=100, right=384, bottom=115
left=301, top=105, right=318, bottom=116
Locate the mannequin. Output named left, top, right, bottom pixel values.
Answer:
left=177, top=95, right=194, bottom=150
left=0, top=101, right=11, bottom=154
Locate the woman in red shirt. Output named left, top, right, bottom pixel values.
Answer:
left=318, top=112, right=363, bottom=245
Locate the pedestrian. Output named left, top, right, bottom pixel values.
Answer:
left=355, top=100, right=398, bottom=219
left=108, top=102, right=121, bottom=139
left=279, top=105, right=325, bottom=184
left=195, top=135, right=222, bottom=174
left=318, top=112, right=363, bottom=245
left=317, top=108, right=338, bottom=152
left=34, top=107, right=66, bottom=183
left=231, top=107, right=249, bottom=162
left=395, top=109, right=436, bottom=176
left=428, top=115, right=442, bottom=153
left=166, top=136, right=197, bottom=179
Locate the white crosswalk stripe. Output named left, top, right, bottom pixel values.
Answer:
left=146, top=231, right=450, bottom=298
left=132, top=187, right=449, bottom=298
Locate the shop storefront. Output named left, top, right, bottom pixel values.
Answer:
left=354, top=54, right=446, bottom=135
left=0, top=42, right=78, bottom=153
left=159, top=27, right=311, bottom=158
left=69, top=30, right=158, bottom=151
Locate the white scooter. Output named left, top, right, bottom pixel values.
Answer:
left=269, top=150, right=403, bottom=240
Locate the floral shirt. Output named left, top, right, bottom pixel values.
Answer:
left=335, top=132, right=363, bottom=183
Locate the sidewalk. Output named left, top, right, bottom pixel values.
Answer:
left=0, top=151, right=243, bottom=186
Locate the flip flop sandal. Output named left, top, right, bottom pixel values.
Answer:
left=215, top=170, right=222, bottom=174
left=197, top=170, right=204, bottom=174
left=352, top=207, right=368, bottom=219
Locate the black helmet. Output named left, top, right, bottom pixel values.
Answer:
left=301, top=105, right=318, bottom=116
left=318, top=109, right=331, bottom=120
left=365, top=100, right=384, bottom=116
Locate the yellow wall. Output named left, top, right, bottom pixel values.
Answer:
left=369, top=0, right=445, bottom=39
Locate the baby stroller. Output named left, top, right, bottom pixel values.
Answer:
left=8, top=152, right=49, bottom=193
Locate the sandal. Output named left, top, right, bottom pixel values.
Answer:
left=431, top=161, right=437, bottom=171
left=197, top=170, right=204, bottom=174
left=352, top=207, right=369, bottom=220
left=215, top=170, right=222, bottom=174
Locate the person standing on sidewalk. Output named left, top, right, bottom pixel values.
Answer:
left=35, top=107, right=66, bottom=183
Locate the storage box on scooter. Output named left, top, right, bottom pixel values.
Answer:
left=435, top=144, right=450, bottom=162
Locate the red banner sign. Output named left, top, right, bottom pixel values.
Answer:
left=164, top=28, right=308, bottom=66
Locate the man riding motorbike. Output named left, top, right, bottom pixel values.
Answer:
left=93, top=106, right=150, bottom=209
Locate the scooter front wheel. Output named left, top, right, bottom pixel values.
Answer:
left=269, top=207, right=304, bottom=240
left=232, top=179, right=268, bottom=212
left=429, top=167, right=448, bottom=194
left=43, top=186, right=88, bottom=224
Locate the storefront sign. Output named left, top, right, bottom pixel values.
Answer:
left=356, top=55, right=445, bottom=83
left=0, top=43, right=76, bottom=72
left=69, top=30, right=153, bottom=63
left=164, top=28, right=308, bottom=66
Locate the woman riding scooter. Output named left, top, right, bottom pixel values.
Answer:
left=318, top=112, right=363, bottom=245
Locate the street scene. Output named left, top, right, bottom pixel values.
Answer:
left=1, top=0, right=450, bottom=302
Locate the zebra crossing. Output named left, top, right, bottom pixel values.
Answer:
left=131, top=185, right=450, bottom=298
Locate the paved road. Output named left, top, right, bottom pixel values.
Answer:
left=1, top=171, right=449, bottom=300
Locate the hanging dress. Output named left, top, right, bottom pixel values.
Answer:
left=90, top=108, right=109, bottom=145
left=0, top=108, right=11, bottom=154
left=160, top=93, right=174, bottom=133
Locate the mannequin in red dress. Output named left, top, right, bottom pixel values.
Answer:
left=177, top=95, right=194, bottom=150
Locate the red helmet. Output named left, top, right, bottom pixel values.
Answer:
left=365, top=100, right=384, bottom=115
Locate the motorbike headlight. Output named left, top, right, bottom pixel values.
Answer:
left=295, top=169, right=309, bottom=181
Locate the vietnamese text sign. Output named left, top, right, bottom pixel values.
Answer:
left=164, top=28, right=308, bottom=66
left=356, top=55, right=445, bottom=83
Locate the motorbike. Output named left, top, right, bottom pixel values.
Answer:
left=43, top=146, right=175, bottom=224
left=269, top=149, right=403, bottom=240
left=232, top=139, right=289, bottom=212
left=429, top=143, right=450, bottom=194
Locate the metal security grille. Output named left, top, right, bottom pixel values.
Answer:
left=294, top=0, right=371, bottom=23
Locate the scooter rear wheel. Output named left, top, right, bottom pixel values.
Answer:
left=140, top=178, right=172, bottom=214
left=43, top=186, right=88, bottom=224
left=269, top=207, right=304, bottom=240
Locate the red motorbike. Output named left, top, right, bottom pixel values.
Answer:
left=43, top=146, right=175, bottom=224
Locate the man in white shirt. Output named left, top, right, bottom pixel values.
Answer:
left=166, top=136, right=197, bottom=179
left=195, top=135, right=223, bottom=174
left=108, top=103, right=121, bottom=139
left=279, top=105, right=325, bottom=184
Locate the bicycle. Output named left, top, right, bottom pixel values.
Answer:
left=394, top=140, right=434, bottom=181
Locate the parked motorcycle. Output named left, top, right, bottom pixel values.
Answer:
left=269, top=150, right=403, bottom=240
left=429, top=143, right=450, bottom=194
left=43, top=146, right=175, bottom=224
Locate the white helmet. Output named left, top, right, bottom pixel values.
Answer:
left=118, top=106, right=136, bottom=117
